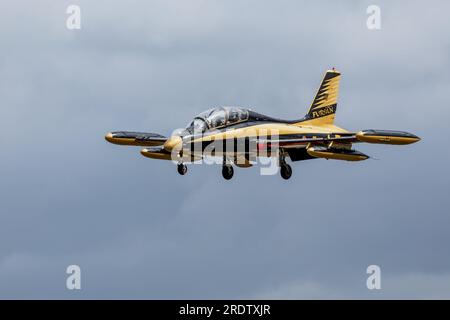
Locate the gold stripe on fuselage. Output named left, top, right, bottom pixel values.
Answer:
left=189, top=122, right=350, bottom=144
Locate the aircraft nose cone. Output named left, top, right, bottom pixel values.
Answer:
left=404, top=133, right=421, bottom=144
left=164, top=136, right=182, bottom=152
left=140, top=148, right=150, bottom=156
left=105, top=132, right=114, bottom=143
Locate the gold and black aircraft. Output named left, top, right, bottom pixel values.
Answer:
left=105, top=69, right=420, bottom=180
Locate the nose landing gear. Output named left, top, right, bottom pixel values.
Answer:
left=177, top=163, right=187, bottom=175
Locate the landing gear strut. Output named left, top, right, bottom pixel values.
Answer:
left=222, top=157, right=234, bottom=180
left=177, top=163, right=187, bottom=175
left=279, top=154, right=292, bottom=180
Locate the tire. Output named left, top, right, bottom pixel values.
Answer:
left=222, top=165, right=234, bottom=180
left=177, top=163, right=187, bottom=175
left=280, top=164, right=292, bottom=180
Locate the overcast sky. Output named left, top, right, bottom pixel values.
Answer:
left=1, top=0, right=450, bottom=299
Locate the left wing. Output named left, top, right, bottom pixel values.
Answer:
left=254, top=133, right=365, bottom=162
left=260, top=129, right=419, bottom=149
left=256, top=133, right=358, bottom=149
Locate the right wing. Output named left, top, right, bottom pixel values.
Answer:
left=105, top=131, right=167, bottom=146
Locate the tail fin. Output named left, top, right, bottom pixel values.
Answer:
left=304, top=68, right=341, bottom=126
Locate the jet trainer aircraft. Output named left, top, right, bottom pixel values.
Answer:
left=105, top=69, right=420, bottom=180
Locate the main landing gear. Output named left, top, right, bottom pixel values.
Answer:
left=177, top=163, right=187, bottom=175
left=280, top=163, right=292, bottom=180
left=279, top=155, right=292, bottom=180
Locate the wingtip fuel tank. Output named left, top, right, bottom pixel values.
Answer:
left=356, top=130, right=420, bottom=145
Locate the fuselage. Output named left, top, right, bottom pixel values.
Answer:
left=158, top=107, right=354, bottom=161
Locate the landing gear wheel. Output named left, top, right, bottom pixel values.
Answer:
left=222, top=165, right=234, bottom=180
left=280, top=164, right=292, bottom=180
left=177, top=163, right=187, bottom=175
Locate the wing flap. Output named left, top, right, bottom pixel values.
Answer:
left=256, top=134, right=358, bottom=149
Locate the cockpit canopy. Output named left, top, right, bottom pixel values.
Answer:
left=186, top=107, right=249, bottom=133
